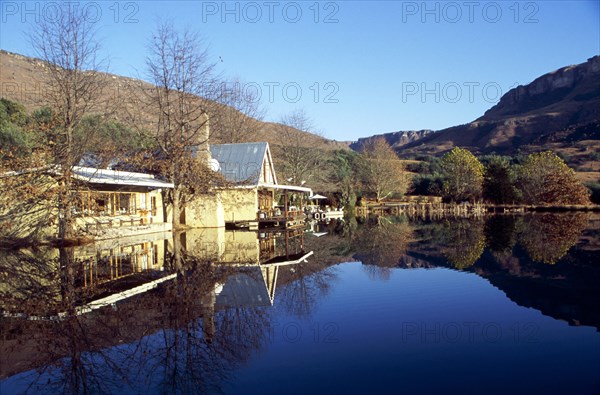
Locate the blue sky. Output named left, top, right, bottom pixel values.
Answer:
left=1, top=1, right=599, bottom=141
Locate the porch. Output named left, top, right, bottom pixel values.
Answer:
left=256, top=184, right=312, bottom=229
left=70, top=166, right=173, bottom=240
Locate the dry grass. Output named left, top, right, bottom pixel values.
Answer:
left=576, top=172, right=600, bottom=183
left=0, top=50, right=350, bottom=151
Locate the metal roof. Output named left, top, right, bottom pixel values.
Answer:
left=215, top=268, right=273, bottom=308
left=2, top=165, right=174, bottom=189
left=263, top=183, right=313, bottom=194
left=209, top=142, right=269, bottom=185
left=71, top=166, right=174, bottom=189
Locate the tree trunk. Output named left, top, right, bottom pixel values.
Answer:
left=57, top=175, right=74, bottom=242
left=59, top=247, right=75, bottom=312
left=170, top=160, right=182, bottom=229
left=172, top=187, right=181, bottom=229
left=58, top=127, right=75, bottom=242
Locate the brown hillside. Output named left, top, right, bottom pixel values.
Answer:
left=400, top=55, right=600, bottom=163
left=349, top=56, right=600, bottom=178
left=0, top=50, right=349, bottom=151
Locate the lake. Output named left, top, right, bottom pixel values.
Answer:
left=1, top=213, right=599, bottom=394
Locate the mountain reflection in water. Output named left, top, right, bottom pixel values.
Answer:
left=1, top=213, right=599, bottom=394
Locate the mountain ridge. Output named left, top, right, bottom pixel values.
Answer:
left=356, top=55, right=600, bottom=173
left=349, top=130, right=433, bottom=151
left=2, top=49, right=599, bottom=172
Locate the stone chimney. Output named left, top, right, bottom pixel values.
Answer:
left=195, top=112, right=212, bottom=166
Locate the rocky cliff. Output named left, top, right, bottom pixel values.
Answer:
left=349, top=130, right=433, bottom=151
left=354, top=56, right=600, bottom=172
left=483, top=55, right=600, bottom=119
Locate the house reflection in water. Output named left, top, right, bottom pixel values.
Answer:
left=185, top=219, right=310, bottom=263
left=187, top=227, right=312, bottom=341
left=0, top=232, right=175, bottom=319
left=1, top=227, right=309, bottom=318
left=0, top=228, right=312, bottom=382
left=76, top=236, right=166, bottom=289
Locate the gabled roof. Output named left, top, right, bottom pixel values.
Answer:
left=214, top=267, right=273, bottom=308
left=209, top=142, right=277, bottom=186
left=71, top=166, right=174, bottom=189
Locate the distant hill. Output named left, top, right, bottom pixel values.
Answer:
left=0, top=50, right=350, bottom=152
left=349, top=130, right=433, bottom=151
left=3, top=49, right=599, bottom=173
left=359, top=56, right=600, bottom=172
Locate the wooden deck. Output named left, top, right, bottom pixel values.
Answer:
left=256, top=210, right=305, bottom=229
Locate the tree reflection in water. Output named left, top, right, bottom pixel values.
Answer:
left=277, top=265, right=337, bottom=319
left=520, top=212, right=590, bottom=264
left=437, top=218, right=486, bottom=270
left=347, top=212, right=590, bottom=272
left=131, top=262, right=271, bottom=395
left=0, top=236, right=275, bottom=394
left=1, top=213, right=596, bottom=393
left=352, top=216, right=412, bottom=280
left=484, top=215, right=519, bottom=256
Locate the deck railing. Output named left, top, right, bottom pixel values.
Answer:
left=258, top=209, right=304, bottom=222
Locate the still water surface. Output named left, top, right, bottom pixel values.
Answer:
left=1, top=213, right=599, bottom=394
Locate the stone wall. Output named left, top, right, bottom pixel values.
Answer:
left=186, top=193, right=225, bottom=228
left=220, top=188, right=258, bottom=223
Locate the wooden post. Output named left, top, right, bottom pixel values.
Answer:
left=284, top=190, right=289, bottom=220
left=285, top=230, right=289, bottom=258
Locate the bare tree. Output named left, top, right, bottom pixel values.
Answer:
left=144, top=22, right=220, bottom=229
left=275, top=109, right=324, bottom=186
left=1, top=5, right=107, bottom=242
left=210, top=78, right=265, bottom=143
left=359, top=137, right=407, bottom=202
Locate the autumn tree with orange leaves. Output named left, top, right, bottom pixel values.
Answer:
left=517, top=151, right=590, bottom=205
